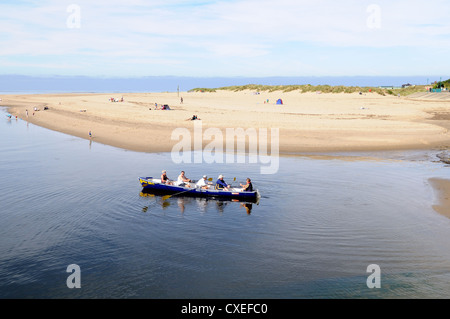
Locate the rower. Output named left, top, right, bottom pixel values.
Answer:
left=240, top=178, right=253, bottom=192
left=215, top=175, right=230, bottom=191
left=177, top=171, right=192, bottom=187
left=161, top=170, right=173, bottom=185
left=196, top=175, right=210, bottom=190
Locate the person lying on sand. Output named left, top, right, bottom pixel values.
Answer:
left=186, top=114, right=201, bottom=121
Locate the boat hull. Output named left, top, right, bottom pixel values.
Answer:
left=139, top=177, right=259, bottom=202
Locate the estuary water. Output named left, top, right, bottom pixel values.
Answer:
left=1, top=108, right=450, bottom=299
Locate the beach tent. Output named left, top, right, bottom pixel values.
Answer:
left=161, top=104, right=171, bottom=110
left=276, top=99, right=283, bottom=105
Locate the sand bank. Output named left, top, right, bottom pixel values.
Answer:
left=429, top=178, right=450, bottom=218
left=3, top=90, right=450, bottom=154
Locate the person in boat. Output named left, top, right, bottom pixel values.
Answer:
left=240, top=178, right=253, bottom=192
left=160, top=170, right=173, bottom=185
left=196, top=175, right=210, bottom=190
left=215, top=175, right=230, bottom=191
left=177, top=171, right=192, bottom=187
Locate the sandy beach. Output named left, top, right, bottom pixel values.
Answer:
left=430, top=178, right=450, bottom=218
left=3, top=90, right=450, bottom=154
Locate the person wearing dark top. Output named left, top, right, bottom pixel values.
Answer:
left=215, top=175, right=230, bottom=191
left=160, top=170, right=173, bottom=185
left=240, top=178, right=253, bottom=192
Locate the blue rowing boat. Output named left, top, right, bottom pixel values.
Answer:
left=139, top=177, right=260, bottom=202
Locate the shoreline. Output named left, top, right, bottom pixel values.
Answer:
left=3, top=91, right=450, bottom=218
left=3, top=91, right=450, bottom=155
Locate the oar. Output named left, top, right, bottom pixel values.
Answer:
left=205, top=177, right=238, bottom=190
left=207, top=177, right=236, bottom=182
left=162, top=187, right=195, bottom=201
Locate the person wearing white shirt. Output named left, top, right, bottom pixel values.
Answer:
left=177, top=171, right=192, bottom=187
left=196, top=175, right=210, bottom=189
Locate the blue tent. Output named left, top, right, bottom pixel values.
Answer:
left=276, top=99, right=283, bottom=105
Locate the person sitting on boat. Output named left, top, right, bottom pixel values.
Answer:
left=161, top=170, right=173, bottom=185
left=215, top=175, right=230, bottom=191
left=196, top=175, right=210, bottom=190
left=177, top=171, right=192, bottom=187
left=240, top=178, right=253, bottom=192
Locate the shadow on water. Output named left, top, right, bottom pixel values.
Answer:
left=140, top=190, right=257, bottom=215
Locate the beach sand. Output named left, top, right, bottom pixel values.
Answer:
left=3, top=90, right=450, bottom=154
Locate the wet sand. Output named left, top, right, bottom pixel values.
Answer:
left=429, top=178, right=450, bottom=218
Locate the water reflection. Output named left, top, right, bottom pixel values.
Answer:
left=241, top=203, right=253, bottom=215
left=140, top=190, right=257, bottom=214
left=177, top=198, right=185, bottom=213
left=140, top=188, right=259, bottom=203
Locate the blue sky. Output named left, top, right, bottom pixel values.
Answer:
left=0, top=0, right=449, bottom=77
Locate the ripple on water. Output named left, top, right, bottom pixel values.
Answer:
left=2, top=110, right=450, bottom=298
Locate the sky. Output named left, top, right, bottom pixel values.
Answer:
left=0, top=0, right=449, bottom=77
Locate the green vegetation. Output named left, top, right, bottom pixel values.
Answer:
left=189, top=84, right=428, bottom=96
left=434, top=79, right=450, bottom=89
left=188, top=88, right=217, bottom=93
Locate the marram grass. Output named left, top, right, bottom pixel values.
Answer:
left=189, top=84, right=429, bottom=96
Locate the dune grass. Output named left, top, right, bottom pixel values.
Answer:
left=187, top=87, right=218, bottom=93
left=189, top=84, right=428, bottom=96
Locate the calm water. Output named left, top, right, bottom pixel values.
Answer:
left=1, top=108, right=450, bottom=299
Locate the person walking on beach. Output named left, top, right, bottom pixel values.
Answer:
left=180, top=97, right=183, bottom=104
left=26, top=109, right=28, bottom=117
left=89, top=131, right=92, bottom=139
